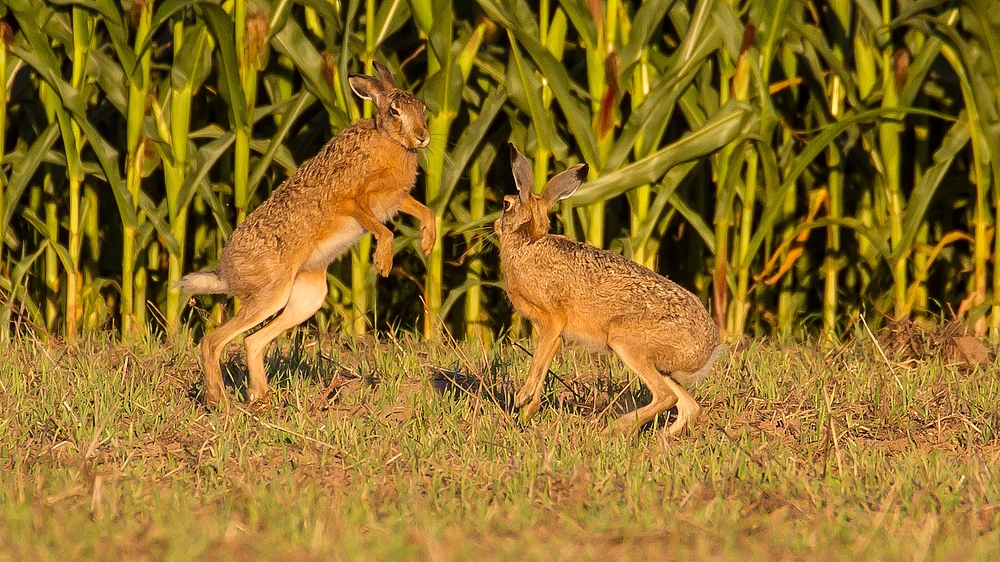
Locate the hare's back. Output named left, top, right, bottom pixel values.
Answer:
left=537, top=237, right=702, bottom=309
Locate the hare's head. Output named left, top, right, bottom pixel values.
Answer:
left=494, top=145, right=588, bottom=241
left=348, top=62, right=429, bottom=151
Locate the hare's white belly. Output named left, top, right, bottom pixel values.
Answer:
left=304, top=218, right=365, bottom=270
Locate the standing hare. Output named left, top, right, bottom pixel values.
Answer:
left=496, top=145, right=723, bottom=436
left=178, top=62, right=435, bottom=407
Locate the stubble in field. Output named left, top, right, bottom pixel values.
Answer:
left=1, top=329, right=998, bottom=561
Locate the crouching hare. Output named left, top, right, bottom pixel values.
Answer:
left=496, top=145, right=723, bottom=436
left=178, top=62, right=435, bottom=407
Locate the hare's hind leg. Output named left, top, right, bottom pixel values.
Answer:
left=244, top=269, right=328, bottom=402
left=514, top=319, right=565, bottom=422
left=606, top=335, right=678, bottom=435
left=200, top=282, right=294, bottom=407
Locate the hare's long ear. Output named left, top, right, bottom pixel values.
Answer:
left=509, top=143, right=535, bottom=203
left=542, top=163, right=588, bottom=205
left=349, top=72, right=387, bottom=106
left=372, top=61, right=398, bottom=88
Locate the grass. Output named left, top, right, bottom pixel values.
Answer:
left=1, top=328, right=999, bottom=561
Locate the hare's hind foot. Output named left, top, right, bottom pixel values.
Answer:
left=663, top=376, right=702, bottom=437
left=516, top=394, right=541, bottom=424
left=198, top=367, right=230, bottom=411
left=247, top=381, right=270, bottom=403
left=199, top=346, right=229, bottom=410
left=201, top=383, right=228, bottom=409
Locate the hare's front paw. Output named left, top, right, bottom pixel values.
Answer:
left=374, top=241, right=393, bottom=277
left=419, top=223, right=435, bottom=256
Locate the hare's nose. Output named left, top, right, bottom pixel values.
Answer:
left=415, top=131, right=430, bottom=148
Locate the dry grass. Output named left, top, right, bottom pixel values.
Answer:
left=1, top=328, right=999, bottom=561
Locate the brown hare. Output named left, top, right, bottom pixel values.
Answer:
left=496, top=145, right=723, bottom=436
left=178, top=62, right=435, bottom=407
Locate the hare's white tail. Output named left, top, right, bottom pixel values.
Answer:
left=689, top=343, right=727, bottom=383
left=176, top=271, right=230, bottom=295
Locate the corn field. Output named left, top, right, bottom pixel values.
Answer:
left=0, top=0, right=997, bottom=343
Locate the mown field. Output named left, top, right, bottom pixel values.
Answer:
left=2, top=329, right=998, bottom=561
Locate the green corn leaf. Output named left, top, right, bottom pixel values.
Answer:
left=428, top=0, right=457, bottom=68
left=248, top=90, right=316, bottom=192
left=892, top=110, right=971, bottom=260
left=3, top=123, right=60, bottom=236
left=270, top=13, right=348, bottom=127
left=8, top=17, right=131, bottom=228
left=267, top=0, right=342, bottom=39
left=713, top=137, right=750, bottom=224
left=176, top=129, right=236, bottom=234
left=172, top=22, right=214, bottom=92
left=506, top=39, right=557, bottom=160
left=740, top=106, right=954, bottom=268
left=666, top=190, right=714, bottom=254
left=373, top=0, right=411, bottom=46
left=631, top=161, right=699, bottom=251
left=957, top=1, right=1000, bottom=187
left=32, top=5, right=131, bottom=114
left=478, top=0, right=598, bottom=165
left=618, top=0, right=674, bottom=75
left=92, top=0, right=138, bottom=81
left=248, top=138, right=297, bottom=172
left=22, top=209, right=74, bottom=275
left=0, top=241, right=49, bottom=329
left=892, top=0, right=953, bottom=25
left=555, top=0, right=597, bottom=50
left=138, top=193, right=182, bottom=257
left=792, top=23, right=863, bottom=110
left=439, top=278, right=503, bottom=322
left=545, top=7, right=568, bottom=60
left=572, top=100, right=754, bottom=206
left=432, top=87, right=507, bottom=212
left=199, top=3, right=248, bottom=130
left=605, top=1, right=722, bottom=171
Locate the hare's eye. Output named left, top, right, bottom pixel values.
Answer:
left=388, top=103, right=400, bottom=117
left=502, top=199, right=514, bottom=212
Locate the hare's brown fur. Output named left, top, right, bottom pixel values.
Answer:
left=496, top=145, right=722, bottom=436
left=178, top=62, right=435, bottom=407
